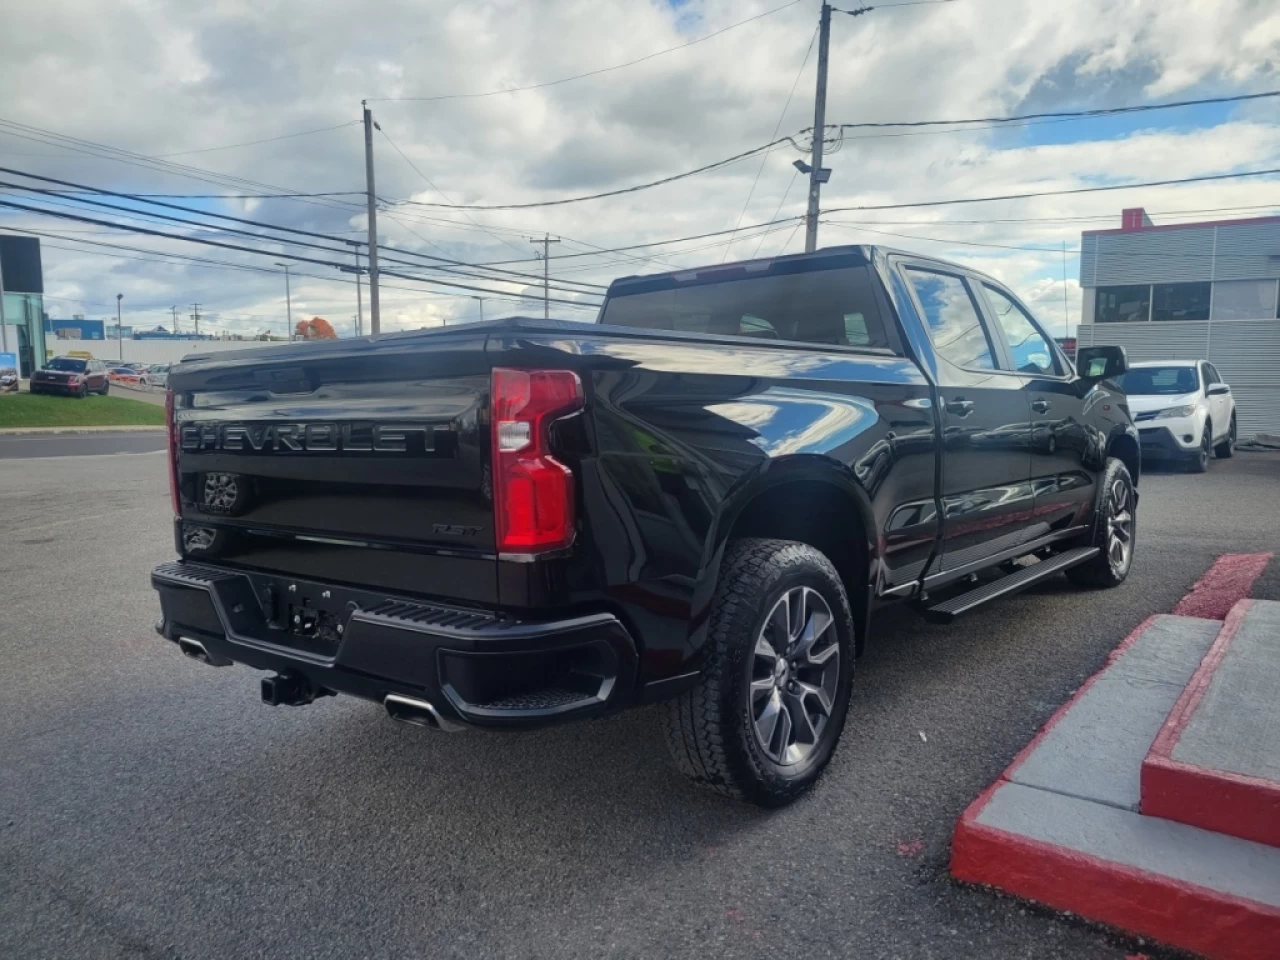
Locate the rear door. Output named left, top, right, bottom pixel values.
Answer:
left=975, top=280, right=1093, bottom=532
left=897, top=262, right=1037, bottom=574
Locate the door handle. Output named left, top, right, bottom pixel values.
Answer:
left=1031, top=399, right=1052, bottom=414
left=944, top=398, right=975, bottom=417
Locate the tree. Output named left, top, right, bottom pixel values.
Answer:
left=295, top=316, right=338, bottom=340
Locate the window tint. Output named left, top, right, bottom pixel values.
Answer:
left=1152, top=282, right=1211, bottom=322
left=905, top=268, right=995, bottom=370
left=1096, top=285, right=1150, bottom=323
left=1210, top=279, right=1279, bottom=321
left=600, top=263, right=890, bottom=349
left=48, top=358, right=87, bottom=372
left=982, top=284, right=1059, bottom=375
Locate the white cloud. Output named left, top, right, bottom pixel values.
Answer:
left=0, top=0, right=1277, bottom=334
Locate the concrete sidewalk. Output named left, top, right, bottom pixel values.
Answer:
left=952, top=598, right=1280, bottom=960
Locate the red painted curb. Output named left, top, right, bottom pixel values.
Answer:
left=950, top=609, right=1280, bottom=959
left=1141, top=600, right=1280, bottom=848
left=952, top=819, right=1280, bottom=960
left=1172, top=553, right=1273, bottom=621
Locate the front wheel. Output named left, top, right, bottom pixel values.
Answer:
left=1066, top=457, right=1136, bottom=588
left=76, top=383, right=87, bottom=399
left=1215, top=414, right=1236, bottom=459
left=665, top=538, right=856, bottom=807
left=1187, top=420, right=1211, bottom=473
left=100, top=380, right=110, bottom=395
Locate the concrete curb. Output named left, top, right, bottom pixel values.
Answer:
left=1142, top=600, right=1280, bottom=848
left=951, top=612, right=1280, bottom=960
left=0, top=425, right=167, bottom=436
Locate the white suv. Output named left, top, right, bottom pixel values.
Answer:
left=1117, top=360, right=1236, bottom=472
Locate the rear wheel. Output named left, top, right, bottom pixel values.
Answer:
left=1215, top=413, right=1236, bottom=459
left=665, top=538, right=856, bottom=807
left=1066, top=457, right=1136, bottom=588
left=1187, top=421, right=1211, bottom=473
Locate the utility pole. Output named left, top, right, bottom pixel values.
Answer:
left=354, top=246, right=364, bottom=337
left=170, top=305, right=180, bottom=333
left=1062, top=240, right=1071, bottom=341
left=529, top=234, right=560, bottom=319
left=804, top=2, right=833, bottom=253
left=190, top=303, right=201, bottom=337
left=116, top=294, right=124, bottom=360
left=275, top=262, right=293, bottom=339
left=362, top=100, right=381, bottom=335
left=472, top=295, right=485, bottom=324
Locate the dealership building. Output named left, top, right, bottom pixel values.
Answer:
left=0, top=235, right=48, bottom=377
left=1076, top=209, right=1280, bottom=439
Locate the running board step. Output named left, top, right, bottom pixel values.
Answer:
left=923, top=547, right=1100, bottom=624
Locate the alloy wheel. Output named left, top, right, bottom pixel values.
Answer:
left=749, top=586, right=840, bottom=766
left=1107, top=476, right=1134, bottom=574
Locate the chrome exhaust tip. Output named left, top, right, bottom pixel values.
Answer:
left=384, top=694, right=465, bottom=732
left=177, top=636, right=231, bottom=667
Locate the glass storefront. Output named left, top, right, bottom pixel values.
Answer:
left=1, top=291, right=48, bottom=377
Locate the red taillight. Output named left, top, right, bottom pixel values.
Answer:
left=491, top=368, right=583, bottom=555
left=165, top=388, right=180, bottom=518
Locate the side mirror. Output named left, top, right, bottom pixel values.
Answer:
left=1207, top=383, right=1231, bottom=396
left=1076, top=345, right=1128, bottom=380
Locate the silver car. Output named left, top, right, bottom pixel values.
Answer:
left=141, top=364, right=170, bottom=389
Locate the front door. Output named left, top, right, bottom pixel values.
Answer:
left=1202, top=362, right=1230, bottom=443
left=976, top=281, right=1093, bottom=531
left=898, top=264, right=1037, bottom=574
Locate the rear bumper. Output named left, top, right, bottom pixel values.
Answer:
left=151, top=561, right=638, bottom=730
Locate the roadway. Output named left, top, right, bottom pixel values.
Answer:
left=1, top=445, right=1277, bottom=960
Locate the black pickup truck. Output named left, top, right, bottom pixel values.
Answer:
left=152, top=245, right=1139, bottom=806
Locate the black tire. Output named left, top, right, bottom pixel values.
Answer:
left=1187, top=421, right=1211, bottom=473
left=76, top=383, right=87, bottom=399
left=100, top=380, right=110, bottom=396
left=1215, top=414, right=1236, bottom=459
left=665, top=538, right=856, bottom=807
left=1066, top=457, right=1136, bottom=588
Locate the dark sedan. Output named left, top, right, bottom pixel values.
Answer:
left=30, top=357, right=110, bottom=397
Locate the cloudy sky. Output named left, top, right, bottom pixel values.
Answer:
left=2, top=0, right=1278, bottom=338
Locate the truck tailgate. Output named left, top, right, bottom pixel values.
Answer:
left=170, top=332, right=497, bottom=604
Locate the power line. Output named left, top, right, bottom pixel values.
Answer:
left=376, top=125, right=530, bottom=256
left=152, top=121, right=361, bottom=157
left=36, top=190, right=362, bottom=199
left=820, top=89, right=1280, bottom=132
left=390, top=136, right=800, bottom=211
left=822, top=167, right=1280, bottom=215
left=0, top=198, right=602, bottom=307
left=366, top=0, right=804, bottom=102
left=722, top=25, right=818, bottom=262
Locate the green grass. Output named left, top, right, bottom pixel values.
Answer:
left=0, top=391, right=166, bottom=428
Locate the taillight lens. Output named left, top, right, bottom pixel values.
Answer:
left=491, top=368, right=583, bottom=555
left=165, top=388, right=181, bottom=518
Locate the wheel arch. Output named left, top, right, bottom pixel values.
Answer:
left=1107, top=429, right=1141, bottom=487
left=701, top=457, right=876, bottom=654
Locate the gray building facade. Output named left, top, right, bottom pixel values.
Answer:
left=1077, top=210, right=1280, bottom=439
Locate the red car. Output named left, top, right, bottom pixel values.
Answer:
left=30, top=357, right=110, bottom=397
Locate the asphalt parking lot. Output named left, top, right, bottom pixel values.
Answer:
left=2, top=444, right=1277, bottom=960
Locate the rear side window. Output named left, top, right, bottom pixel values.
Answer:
left=600, top=263, right=890, bottom=349
left=905, top=268, right=996, bottom=371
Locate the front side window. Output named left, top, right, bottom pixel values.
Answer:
left=1152, top=282, right=1211, bottom=322
left=1096, top=285, right=1151, bottom=323
left=982, top=284, right=1059, bottom=375
left=905, top=269, right=995, bottom=370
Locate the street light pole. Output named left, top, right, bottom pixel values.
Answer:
left=529, top=234, right=560, bottom=320
left=354, top=246, right=364, bottom=337
left=116, top=293, right=123, bottom=360
left=276, top=262, right=293, bottom=340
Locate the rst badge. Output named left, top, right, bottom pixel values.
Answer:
left=180, top=421, right=438, bottom=454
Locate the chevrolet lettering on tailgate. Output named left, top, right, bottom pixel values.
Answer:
left=180, top=421, right=437, bottom=454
